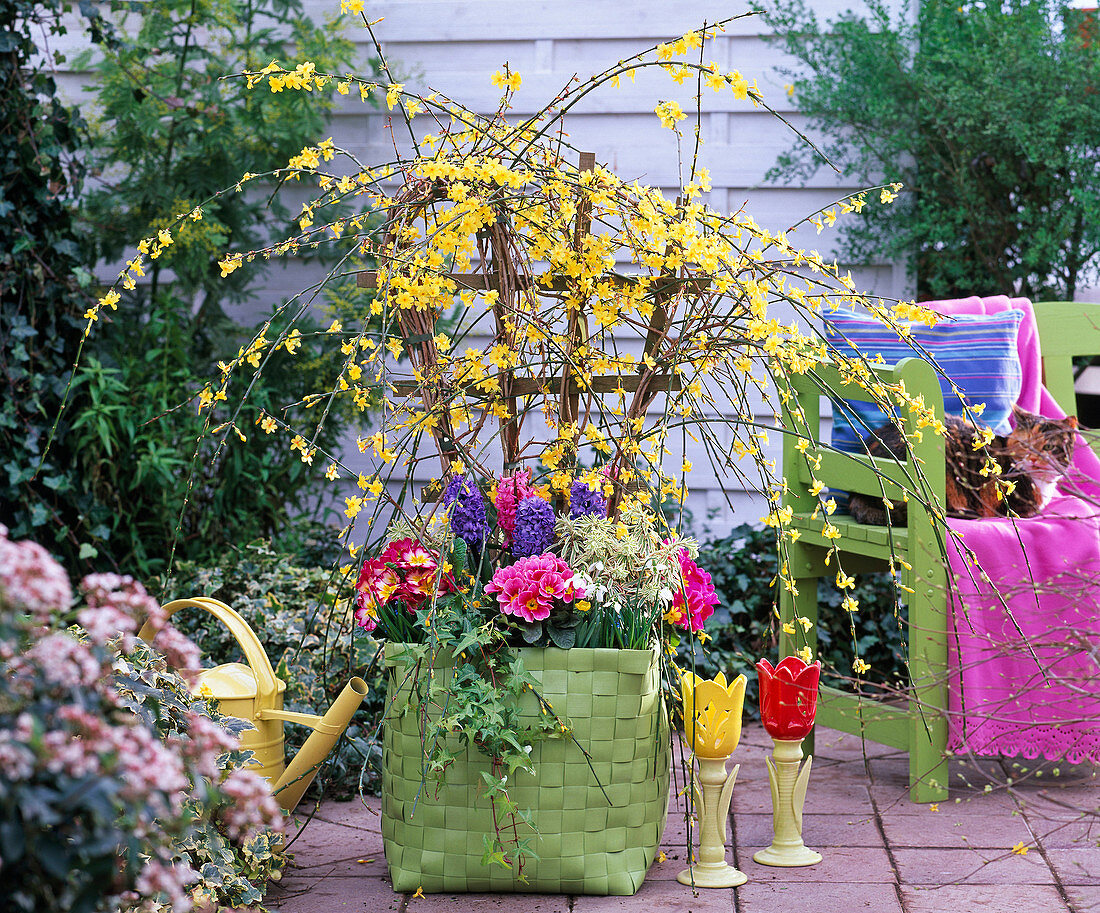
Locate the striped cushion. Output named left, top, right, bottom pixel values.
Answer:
left=825, top=308, right=1024, bottom=454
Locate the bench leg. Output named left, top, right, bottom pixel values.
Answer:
left=907, top=566, right=950, bottom=803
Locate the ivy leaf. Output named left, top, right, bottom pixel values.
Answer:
left=480, top=834, right=512, bottom=869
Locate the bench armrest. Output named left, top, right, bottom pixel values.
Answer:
left=780, top=355, right=946, bottom=522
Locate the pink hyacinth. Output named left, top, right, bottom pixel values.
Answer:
left=485, top=554, right=585, bottom=623
left=672, top=549, right=719, bottom=632
left=493, top=469, right=536, bottom=547
left=355, top=537, right=456, bottom=628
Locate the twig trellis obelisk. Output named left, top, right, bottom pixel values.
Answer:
left=357, top=152, right=709, bottom=516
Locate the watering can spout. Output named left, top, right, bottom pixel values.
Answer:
left=266, top=676, right=369, bottom=812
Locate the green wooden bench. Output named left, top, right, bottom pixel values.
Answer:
left=777, top=300, right=1100, bottom=802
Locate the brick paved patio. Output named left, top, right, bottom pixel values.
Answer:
left=267, top=724, right=1098, bottom=913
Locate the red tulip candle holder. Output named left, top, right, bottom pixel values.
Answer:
left=753, top=656, right=823, bottom=867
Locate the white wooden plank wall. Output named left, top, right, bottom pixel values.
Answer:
left=50, top=0, right=908, bottom=539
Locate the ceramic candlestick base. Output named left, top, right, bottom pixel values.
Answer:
left=676, top=755, right=748, bottom=888
left=753, top=737, right=822, bottom=867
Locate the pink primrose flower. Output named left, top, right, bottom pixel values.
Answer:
left=485, top=554, right=585, bottom=623
left=355, top=538, right=456, bottom=627
left=672, top=549, right=719, bottom=633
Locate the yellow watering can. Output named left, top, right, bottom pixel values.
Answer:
left=139, top=597, right=368, bottom=812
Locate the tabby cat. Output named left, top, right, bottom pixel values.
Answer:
left=848, top=406, right=1078, bottom=526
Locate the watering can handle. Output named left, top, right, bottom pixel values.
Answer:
left=138, top=597, right=281, bottom=706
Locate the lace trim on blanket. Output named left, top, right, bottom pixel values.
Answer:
left=948, top=720, right=1100, bottom=765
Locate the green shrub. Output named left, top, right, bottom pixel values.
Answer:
left=164, top=540, right=386, bottom=799
left=679, top=524, right=907, bottom=715
left=56, top=0, right=376, bottom=579
left=766, top=0, right=1100, bottom=300
left=80, top=0, right=357, bottom=307
left=68, top=302, right=357, bottom=578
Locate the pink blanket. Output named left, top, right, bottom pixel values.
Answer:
left=933, top=296, right=1100, bottom=763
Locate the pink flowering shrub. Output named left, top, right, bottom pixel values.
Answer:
left=0, top=527, right=285, bottom=913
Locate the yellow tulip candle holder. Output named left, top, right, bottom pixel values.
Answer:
left=676, top=671, right=748, bottom=889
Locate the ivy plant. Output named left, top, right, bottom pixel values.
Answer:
left=0, top=1, right=99, bottom=562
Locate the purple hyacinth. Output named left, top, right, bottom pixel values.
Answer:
left=569, top=480, right=607, bottom=519
left=444, top=475, right=489, bottom=552
left=511, top=496, right=555, bottom=557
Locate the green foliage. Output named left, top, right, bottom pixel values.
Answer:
left=114, top=643, right=288, bottom=911
left=80, top=0, right=356, bottom=311
left=69, top=300, right=357, bottom=577
left=678, top=524, right=907, bottom=714
left=61, top=0, right=374, bottom=577
left=0, top=1, right=99, bottom=561
left=766, top=0, right=1100, bottom=300
left=164, top=540, right=386, bottom=799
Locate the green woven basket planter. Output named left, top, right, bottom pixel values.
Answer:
left=381, top=643, right=670, bottom=895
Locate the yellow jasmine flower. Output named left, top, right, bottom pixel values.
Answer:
left=219, top=255, right=242, bottom=278
left=653, top=100, right=686, bottom=130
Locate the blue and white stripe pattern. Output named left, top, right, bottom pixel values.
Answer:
left=824, top=308, right=1025, bottom=454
